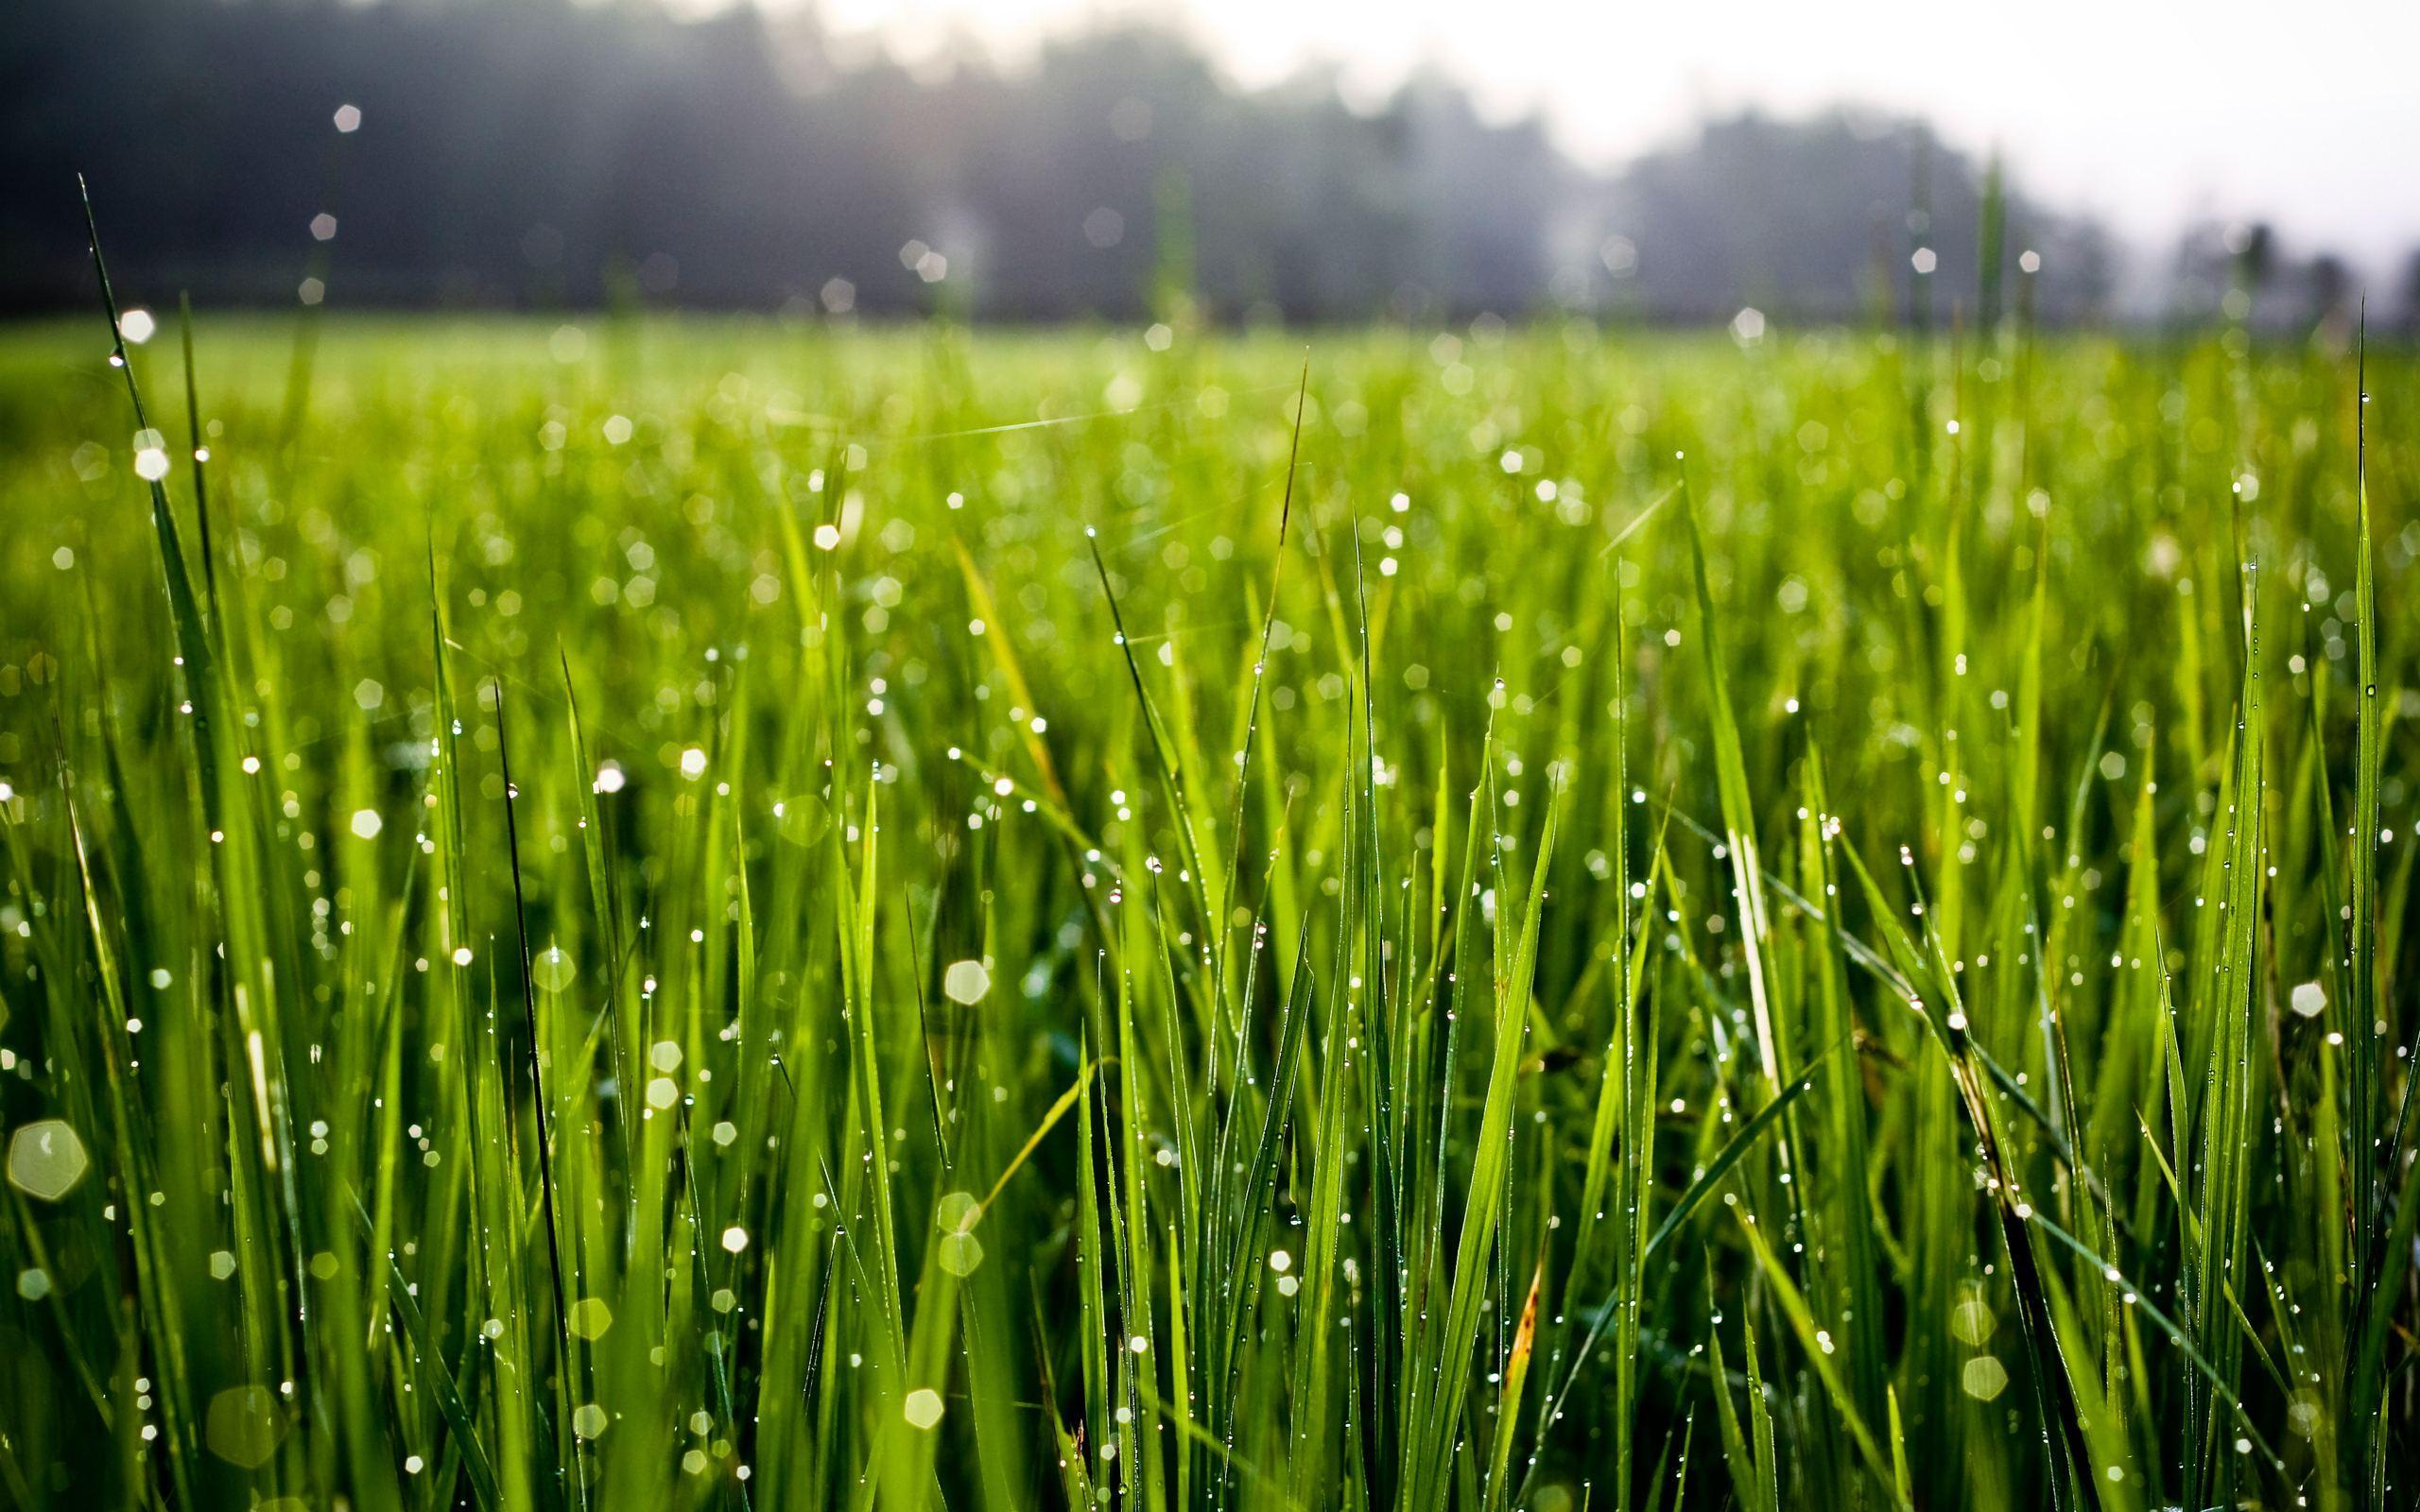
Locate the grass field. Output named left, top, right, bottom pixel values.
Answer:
left=0, top=304, right=2412, bottom=1511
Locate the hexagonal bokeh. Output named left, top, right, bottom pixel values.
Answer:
left=567, top=1297, right=614, bottom=1341
left=206, top=1384, right=286, bottom=1469
left=7, top=1120, right=90, bottom=1203
left=1961, top=1355, right=2011, bottom=1403
left=942, top=959, right=991, bottom=1005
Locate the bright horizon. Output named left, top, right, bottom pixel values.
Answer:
left=798, top=0, right=2420, bottom=278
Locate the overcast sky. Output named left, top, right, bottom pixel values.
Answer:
left=808, top=0, right=2420, bottom=271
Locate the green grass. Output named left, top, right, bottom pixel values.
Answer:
left=0, top=301, right=2412, bottom=1511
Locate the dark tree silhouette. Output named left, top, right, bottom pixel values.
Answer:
left=9, top=0, right=2123, bottom=323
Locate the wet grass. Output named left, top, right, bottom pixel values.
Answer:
left=0, top=302, right=2413, bottom=1510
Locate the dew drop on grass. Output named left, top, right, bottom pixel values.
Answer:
left=904, top=1388, right=944, bottom=1430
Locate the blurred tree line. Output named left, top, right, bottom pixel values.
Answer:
left=0, top=0, right=2388, bottom=328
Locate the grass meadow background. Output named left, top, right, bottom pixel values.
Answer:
left=0, top=304, right=2413, bottom=1509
